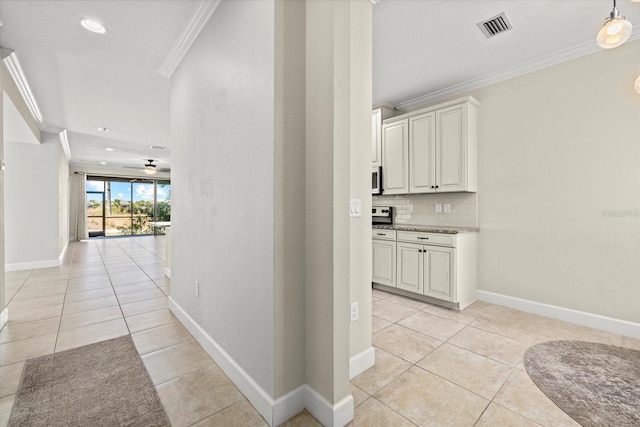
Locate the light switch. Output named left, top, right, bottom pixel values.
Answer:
left=350, top=199, right=361, bottom=217
left=435, top=203, right=442, bottom=213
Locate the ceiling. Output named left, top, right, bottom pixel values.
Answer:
left=1, top=0, right=639, bottom=171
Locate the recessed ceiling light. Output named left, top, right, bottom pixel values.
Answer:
left=105, top=147, right=114, bottom=151
left=81, top=19, right=106, bottom=34
left=98, top=127, right=109, bottom=132
left=100, top=161, right=107, bottom=165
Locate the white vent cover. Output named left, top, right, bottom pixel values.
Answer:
left=478, top=13, right=513, bottom=38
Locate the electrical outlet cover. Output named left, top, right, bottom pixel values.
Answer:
left=436, top=204, right=442, bottom=213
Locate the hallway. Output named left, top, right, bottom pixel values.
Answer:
left=1, top=236, right=267, bottom=426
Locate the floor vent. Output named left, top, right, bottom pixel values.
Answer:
left=478, top=13, right=513, bottom=38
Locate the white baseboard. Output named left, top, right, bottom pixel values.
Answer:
left=0, top=308, right=8, bottom=331
left=169, top=297, right=355, bottom=426
left=477, top=290, right=640, bottom=339
left=58, top=242, right=69, bottom=264
left=163, top=267, right=171, bottom=279
left=5, top=258, right=61, bottom=272
left=349, top=346, right=375, bottom=379
left=305, top=385, right=354, bottom=427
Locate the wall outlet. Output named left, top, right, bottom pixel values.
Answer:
left=194, top=280, right=199, bottom=297
left=435, top=203, right=442, bottom=213
left=444, top=203, right=451, bottom=213
left=350, top=302, right=359, bottom=322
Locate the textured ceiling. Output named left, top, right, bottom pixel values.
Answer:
left=1, top=0, right=639, bottom=171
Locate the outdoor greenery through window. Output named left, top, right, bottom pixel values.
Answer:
left=86, top=177, right=171, bottom=237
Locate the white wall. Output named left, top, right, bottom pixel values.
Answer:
left=470, top=40, right=640, bottom=323
left=171, top=0, right=276, bottom=396
left=4, top=132, right=66, bottom=268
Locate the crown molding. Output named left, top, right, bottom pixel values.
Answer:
left=59, top=129, right=71, bottom=162
left=2, top=51, right=44, bottom=126
left=396, top=34, right=640, bottom=111
left=158, top=0, right=221, bottom=79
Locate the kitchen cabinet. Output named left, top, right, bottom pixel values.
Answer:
left=381, top=120, right=408, bottom=194
left=372, top=106, right=396, bottom=167
left=397, top=242, right=454, bottom=301
left=382, top=96, right=478, bottom=194
left=372, top=229, right=396, bottom=287
left=373, top=228, right=477, bottom=310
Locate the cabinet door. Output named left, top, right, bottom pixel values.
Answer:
left=436, top=105, right=466, bottom=192
left=409, top=112, right=436, bottom=193
left=382, top=120, right=409, bottom=195
left=372, top=109, right=382, bottom=166
left=396, top=242, right=422, bottom=293
left=372, top=240, right=396, bottom=287
left=424, top=247, right=455, bottom=302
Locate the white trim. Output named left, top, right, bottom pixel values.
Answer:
left=395, top=33, right=640, bottom=110
left=5, top=258, right=60, bottom=272
left=58, top=242, right=69, bottom=265
left=2, top=52, right=43, bottom=125
left=305, top=385, right=354, bottom=427
left=477, top=290, right=640, bottom=339
left=163, top=267, right=171, bottom=279
left=169, top=297, right=355, bottom=426
left=272, top=385, right=306, bottom=426
left=0, top=308, right=8, bottom=331
left=349, top=346, right=375, bottom=379
left=58, top=130, right=71, bottom=162
left=168, top=297, right=276, bottom=423
left=158, top=0, right=221, bottom=78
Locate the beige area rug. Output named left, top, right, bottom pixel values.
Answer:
left=8, top=335, right=170, bottom=427
left=524, top=340, right=640, bottom=427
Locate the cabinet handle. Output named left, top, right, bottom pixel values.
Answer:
left=417, top=237, right=429, bottom=240
left=435, top=185, right=439, bottom=189
left=430, top=186, right=434, bottom=189
left=376, top=233, right=385, bottom=236
left=418, top=249, right=422, bottom=253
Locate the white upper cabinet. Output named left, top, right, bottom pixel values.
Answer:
left=382, top=120, right=409, bottom=194
left=382, top=97, right=478, bottom=194
left=409, top=112, right=436, bottom=193
left=372, top=106, right=395, bottom=167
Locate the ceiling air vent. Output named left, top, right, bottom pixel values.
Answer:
left=478, top=13, right=513, bottom=38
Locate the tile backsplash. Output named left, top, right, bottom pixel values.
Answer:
left=373, top=193, right=478, bottom=227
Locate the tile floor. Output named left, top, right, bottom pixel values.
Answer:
left=1, top=236, right=639, bottom=426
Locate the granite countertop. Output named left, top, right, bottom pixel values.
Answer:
left=373, top=224, right=479, bottom=234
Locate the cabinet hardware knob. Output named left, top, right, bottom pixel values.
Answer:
left=417, top=237, right=429, bottom=240
left=431, top=186, right=434, bottom=189
left=435, top=185, right=439, bottom=189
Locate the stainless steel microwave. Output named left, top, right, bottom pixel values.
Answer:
left=372, top=166, right=382, bottom=195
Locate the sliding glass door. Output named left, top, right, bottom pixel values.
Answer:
left=86, top=177, right=171, bottom=237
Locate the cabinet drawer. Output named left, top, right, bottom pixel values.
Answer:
left=372, top=229, right=396, bottom=241
left=396, top=231, right=455, bottom=247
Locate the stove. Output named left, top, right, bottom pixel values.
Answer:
left=372, top=206, right=393, bottom=225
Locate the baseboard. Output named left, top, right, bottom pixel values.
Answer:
left=168, top=297, right=277, bottom=424
left=272, top=385, right=306, bottom=426
left=0, top=308, right=8, bottom=331
left=168, top=297, right=355, bottom=426
left=163, top=267, right=171, bottom=279
left=349, top=346, right=375, bottom=379
left=5, top=258, right=61, bottom=272
left=477, top=290, right=640, bottom=339
left=305, top=385, right=354, bottom=427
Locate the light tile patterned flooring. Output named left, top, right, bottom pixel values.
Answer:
left=1, top=236, right=639, bottom=426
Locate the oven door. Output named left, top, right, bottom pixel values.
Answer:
left=372, top=166, right=381, bottom=195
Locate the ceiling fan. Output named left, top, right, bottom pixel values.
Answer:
left=144, top=159, right=157, bottom=175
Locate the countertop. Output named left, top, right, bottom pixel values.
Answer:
left=372, top=224, right=479, bottom=234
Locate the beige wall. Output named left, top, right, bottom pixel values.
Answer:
left=349, top=0, right=373, bottom=364
left=470, top=40, right=640, bottom=322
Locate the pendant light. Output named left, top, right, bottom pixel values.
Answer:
left=596, top=0, right=632, bottom=49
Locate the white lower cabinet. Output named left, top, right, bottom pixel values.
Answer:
left=373, top=229, right=477, bottom=309
left=372, top=229, right=396, bottom=287
left=396, top=243, right=454, bottom=301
